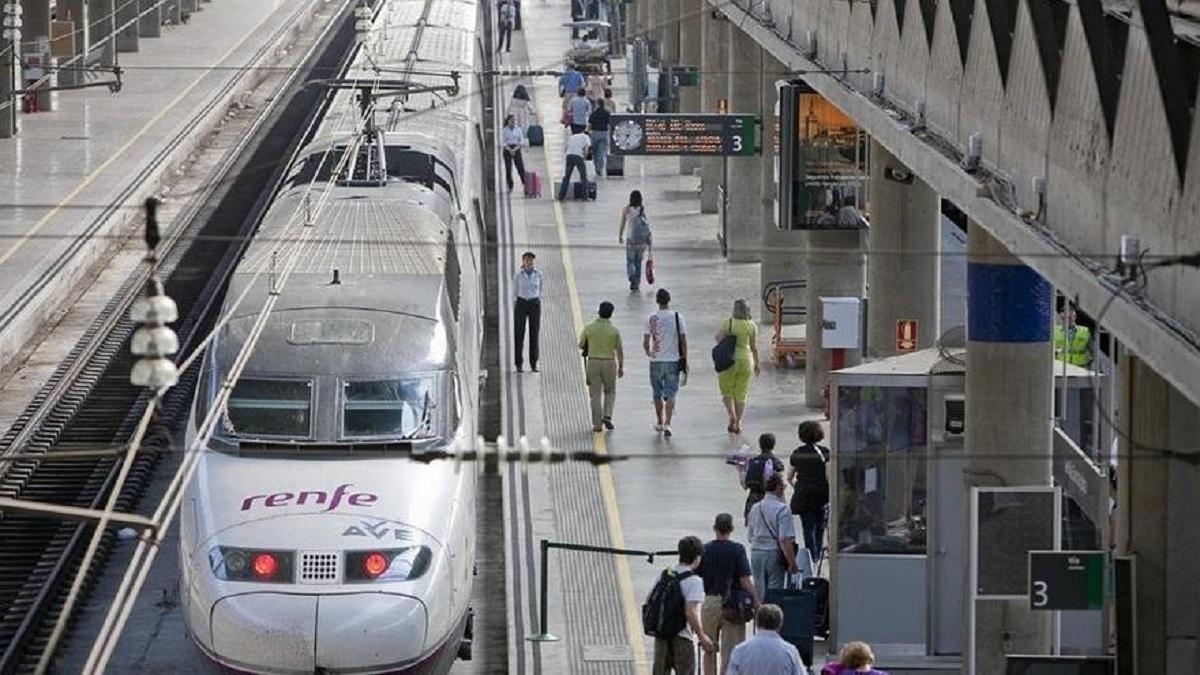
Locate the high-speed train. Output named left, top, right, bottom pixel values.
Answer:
left=179, top=0, right=486, bottom=672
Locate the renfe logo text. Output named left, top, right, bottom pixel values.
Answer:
left=240, top=483, right=378, bottom=512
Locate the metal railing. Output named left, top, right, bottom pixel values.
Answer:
left=526, top=539, right=676, bottom=642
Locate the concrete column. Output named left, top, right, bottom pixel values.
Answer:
left=88, top=0, right=116, bottom=67
left=20, top=0, right=54, bottom=111
left=698, top=5, right=726, bottom=213
left=116, top=0, right=139, bottom=52
left=760, top=49, right=805, bottom=301
left=804, top=230, right=865, bottom=406
left=1, top=36, right=16, bottom=138
left=181, top=0, right=198, bottom=14
left=1117, top=356, right=1200, bottom=672
left=964, top=222, right=1053, bottom=674
left=677, top=0, right=703, bottom=175
left=658, top=0, right=679, bottom=66
left=724, top=23, right=762, bottom=263
left=866, top=140, right=941, bottom=356
left=138, top=0, right=161, bottom=38
left=57, top=0, right=88, bottom=87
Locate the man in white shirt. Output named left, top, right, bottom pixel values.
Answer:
left=726, top=604, right=805, bottom=674
left=652, top=536, right=714, bottom=675
left=557, top=128, right=592, bottom=200
left=643, top=288, right=687, bottom=437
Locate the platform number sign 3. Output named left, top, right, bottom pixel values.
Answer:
left=1028, top=551, right=1106, bottom=611
left=1031, top=580, right=1050, bottom=608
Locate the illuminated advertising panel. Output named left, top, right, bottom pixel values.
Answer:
left=778, top=81, right=869, bottom=230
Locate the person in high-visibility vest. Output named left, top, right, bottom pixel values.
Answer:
left=1054, top=306, right=1092, bottom=366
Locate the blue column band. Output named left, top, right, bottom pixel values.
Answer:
left=967, top=262, right=1051, bottom=343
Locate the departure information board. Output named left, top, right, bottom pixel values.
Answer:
left=609, top=114, right=760, bottom=156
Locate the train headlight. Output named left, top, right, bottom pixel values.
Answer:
left=344, top=546, right=433, bottom=583
left=209, top=546, right=295, bottom=583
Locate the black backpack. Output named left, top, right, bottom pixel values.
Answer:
left=642, top=568, right=694, bottom=637
left=744, top=454, right=779, bottom=496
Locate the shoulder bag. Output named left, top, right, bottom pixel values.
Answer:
left=711, top=318, right=736, bottom=372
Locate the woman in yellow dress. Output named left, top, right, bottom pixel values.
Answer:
left=716, top=299, right=760, bottom=433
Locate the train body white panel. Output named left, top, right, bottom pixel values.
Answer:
left=179, top=0, right=484, bottom=670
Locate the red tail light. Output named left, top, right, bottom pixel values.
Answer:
left=252, top=553, right=279, bottom=580
left=362, top=552, right=389, bottom=578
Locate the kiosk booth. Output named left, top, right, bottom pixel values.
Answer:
left=827, top=348, right=1105, bottom=670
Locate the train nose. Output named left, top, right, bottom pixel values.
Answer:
left=210, top=593, right=318, bottom=672
left=315, top=594, right=428, bottom=670
left=209, top=592, right=429, bottom=673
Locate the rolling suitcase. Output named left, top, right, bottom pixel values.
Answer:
left=524, top=171, right=541, bottom=198
left=527, top=123, right=544, bottom=146
left=606, top=152, right=624, bottom=176
left=572, top=181, right=597, bottom=200
left=764, top=578, right=817, bottom=667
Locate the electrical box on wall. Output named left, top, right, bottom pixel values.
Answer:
left=944, top=394, right=965, bottom=435
left=821, top=297, right=861, bottom=349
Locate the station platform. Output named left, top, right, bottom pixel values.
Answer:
left=0, top=0, right=319, bottom=409
left=498, top=4, right=823, bottom=672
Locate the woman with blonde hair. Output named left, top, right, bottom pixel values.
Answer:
left=820, top=641, right=889, bottom=674
left=715, top=299, right=759, bottom=433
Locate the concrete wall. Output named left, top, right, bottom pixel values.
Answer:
left=702, top=0, right=1200, bottom=401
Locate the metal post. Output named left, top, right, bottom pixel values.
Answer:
left=1, top=1, right=19, bottom=138
left=720, top=156, right=729, bottom=256
left=527, top=538, right=561, bottom=642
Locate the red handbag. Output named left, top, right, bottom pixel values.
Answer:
left=645, top=258, right=655, bottom=285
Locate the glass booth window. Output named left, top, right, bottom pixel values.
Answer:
left=836, top=385, right=928, bottom=554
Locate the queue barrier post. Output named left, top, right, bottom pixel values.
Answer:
left=526, top=538, right=676, bottom=642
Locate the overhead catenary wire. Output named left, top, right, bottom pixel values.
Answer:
left=79, top=18, right=375, bottom=673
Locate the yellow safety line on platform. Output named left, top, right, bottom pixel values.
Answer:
left=0, top=5, right=290, bottom=268
left=549, top=176, right=650, bottom=673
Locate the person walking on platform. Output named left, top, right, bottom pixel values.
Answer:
left=558, top=64, right=584, bottom=100
left=697, top=513, right=758, bottom=675
left=618, top=190, right=652, bottom=290
left=514, top=251, right=542, bottom=372
left=821, top=642, right=890, bottom=675
left=588, top=95, right=611, bottom=177
left=567, top=88, right=592, bottom=134
left=726, top=604, right=805, bottom=675
left=742, top=433, right=784, bottom=523
left=507, top=84, right=535, bottom=132
left=715, top=299, right=760, bottom=434
left=788, top=420, right=831, bottom=573
left=644, top=288, right=687, bottom=437
left=497, top=0, right=516, bottom=53
left=579, top=301, right=624, bottom=432
left=747, top=474, right=799, bottom=594
left=557, top=127, right=591, bottom=200
left=650, top=536, right=714, bottom=675
left=500, top=115, right=528, bottom=193
left=603, top=87, right=617, bottom=113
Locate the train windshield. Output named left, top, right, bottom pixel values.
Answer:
left=342, top=377, right=438, bottom=440
left=225, top=379, right=314, bottom=439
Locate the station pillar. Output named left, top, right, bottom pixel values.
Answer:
left=964, top=222, right=1053, bottom=673
left=1116, top=356, right=1200, bottom=672
left=138, top=0, right=161, bottom=39
left=677, top=0, right=702, bottom=175
left=19, top=0, right=54, bottom=111
left=724, top=22, right=761, bottom=263
left=657, top=0, right=679, bottom=66
left=56, top=0, right=87, bottom=87
left=116, top=0, right=139, bottom=52
left=804, top=230, right=864, bottom=406
left=698, top=4, right=725, bottom=213
left=760, top=49, right=805, bottom=302
left=88, top=0, right=116, bottom=67
left=1, top=32, right=15, bottom=138
left=866, top=140, right=940, bottom=356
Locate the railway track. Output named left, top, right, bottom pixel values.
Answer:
left=0, top=2, right=361, bottom=671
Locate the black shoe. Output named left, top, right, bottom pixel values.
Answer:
left=602, top=417, right=614, bottom=430
left=531, top=364, right=539, bottom=372
left=516, top=364, right=523, bottom=372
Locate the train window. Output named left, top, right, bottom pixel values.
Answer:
left=342, top=377, right=437, bottom=439
left=226, top=379, right=314, bottom=439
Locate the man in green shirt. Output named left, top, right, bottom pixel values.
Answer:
left=579, top=301, right=625, bottom=432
